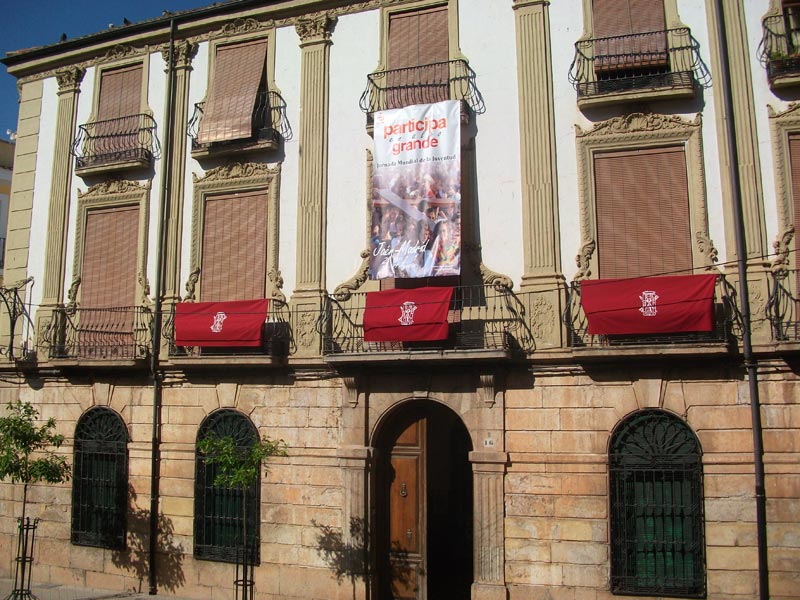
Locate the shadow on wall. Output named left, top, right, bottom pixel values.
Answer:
left=112, top=485, right=185, bottom=594
left=313, top=517, right=414, bottom=600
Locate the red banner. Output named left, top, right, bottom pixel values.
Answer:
left=580, top=274, right=717, bottom=335
left=175, top=299, right=269, bottom=347
left=364, top=287, right=454, bottom=342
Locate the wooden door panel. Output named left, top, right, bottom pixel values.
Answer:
left=390, top=455, right=420, bottom=553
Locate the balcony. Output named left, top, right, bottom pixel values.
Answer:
left=322, top=284, right=534, bottom=363
left=72, top=114, right=160, bottom=176
left=38, top=306, right=153, bottom=363
left=759, top=11, right=800, bottom=89
left=187, top=90, right=291, bottom=159
left=568, top=28, right=710, bottom=108
left=359, top=59, right=485, bottom=131
left=767, top=270, right=800, bottom=343
left=162, top=300, right=291, bottom=366
left=562, top=276, right=736, bottom=359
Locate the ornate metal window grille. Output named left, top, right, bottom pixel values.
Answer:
left=610, top=410, right=705, bottom=598
left=71, top=407, right=128, bottom=549
left=194, top=410, right=260, bottom=563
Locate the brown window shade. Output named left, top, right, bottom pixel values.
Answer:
left=198, top=39, right=267, bottom=144
left=387, top=5, right=449, bottom=108
left=201, top=190, right=268, bottom=302
left=788, top=134, right=800, bottom=293
left=97, top=64, right=143, bottom=121
left=81, top=205, right=140, bottom=308
left=594, top=146, right=693, bottom=280
left=592, top=0, right=667, bottom=71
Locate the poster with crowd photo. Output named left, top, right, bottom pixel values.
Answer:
left=369, top=100, right=461, bottom=280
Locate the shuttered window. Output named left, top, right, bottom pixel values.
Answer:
left=198, top=40, right=268, bottom=144
left=81, top=205, right=139, bottom=308
left=95, top=64, right=144, bottom=158
left=788, top=134, right=800, bottom=294
left=386, top=5, right=450, bottom=108
left=594, top=146, right=692, bottom=279
left=592, top=0, right=667, bottom=72
left=200, top=190, right=268, bottom=302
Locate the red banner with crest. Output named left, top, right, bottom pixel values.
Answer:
left=364, top=287, right=454, bottom=342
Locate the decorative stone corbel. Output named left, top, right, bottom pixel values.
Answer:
left=269, top=268, right=286, bottom=304
left=343, top=376, right=359, bottom=407
left=478, top=371, right=504, bottom=407
left=480, top=263, right=513, bottom=290
left=184, top=267, right=200, bottom=301
left=333, top=250, right=370, bottom=301
left=66, top=276, right=81, bottom=314
left=771, top=226, right=794, bottom=279
left=573, top=239, right=596, bottom=281
left=696, top=231, right=719, bottom=270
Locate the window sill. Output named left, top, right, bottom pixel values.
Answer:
left=190, top=132, right=280, bottom=160
left=75, top=155, right=152, bottom=177
left=577, top=78, right=696, bottom=110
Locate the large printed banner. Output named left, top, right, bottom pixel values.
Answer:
left=370, top=100, right=461, bottom=279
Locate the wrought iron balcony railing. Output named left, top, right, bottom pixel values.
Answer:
left=766, top=269, right=800, bottom=342
left=359, top=59, right=486, bottom=116
left=562, top=275, right=736, bottom=349
left=758, top=12, right=800, bottom=85
left=72, top=114, right=161, bottom=171
left=187, top=90, right=292, bottom=154
left=322, top=284, right=533, bottom=356
left=568, top=28, right=711, bottom=100
left=163, top=300, right=291, bottom=358
left=39, top=306, right=153, bottom=360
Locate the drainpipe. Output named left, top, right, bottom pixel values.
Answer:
left=712, top=1, right=769, bottom=598
left=149, top=17, right=177, bottom=596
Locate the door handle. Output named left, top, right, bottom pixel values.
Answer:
left=400, top=483, right=407, bottom=497
left=406, top=528, right=412, bottom=541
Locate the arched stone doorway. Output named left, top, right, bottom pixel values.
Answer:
left=373, top=399, right=474, bottom=600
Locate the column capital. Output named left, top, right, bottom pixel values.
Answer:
left=295, top=13, right=337, bottom=44
left=513, top=0, right=550, bottom=10
left=161, top=40, right=198, bottom=70
left=55, top=66, right=85, bottom=94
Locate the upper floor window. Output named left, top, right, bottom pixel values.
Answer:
left=194, top=410, right=260, bottom=563
left=609, top=410, right=705, bottom=597
left=189, top=33, right=290, bottom=157
left=759, top=1, right=800, bottom=88
left=73, top=61, right=159, bottom=174
left=71, top=407, right=128, bottom=549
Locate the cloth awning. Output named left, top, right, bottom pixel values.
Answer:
left=580, top=274, right=717, bottom=336
left=364, top=286, right=454, bottom=342
left=175, top=299, right=269, bottom=347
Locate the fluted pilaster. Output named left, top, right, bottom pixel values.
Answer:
left=41, top=67, right=84, bottom=306
left=161, top=41, right=197, bottom=306
left=470, top=451, right=508, bottom=600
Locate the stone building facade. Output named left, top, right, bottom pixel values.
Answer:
left=0, top=1, right=798, bottom=599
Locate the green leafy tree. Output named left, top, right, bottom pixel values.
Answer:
left=0, top=400, right=71, bottom=598
left=197, top=432, right=286, bottom=600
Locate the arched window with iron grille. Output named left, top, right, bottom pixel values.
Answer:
left=194, top=409, right=260, bottom=563
left=71, top=407, right=128, bottom=549
left=609, top=409, right=706, bottom=597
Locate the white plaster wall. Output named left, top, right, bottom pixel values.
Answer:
left=745, top=0, right=784, bottom=255
left=182, top=40, right=209, bottom=296
left=326, top=9, right=379, bottom=291
left=276, top=25, right=302, bottom=297
left=148, top=51, right=169, bottom=300
left=461, top=0, right=523, bottom=285
left=30, top=76, right=62, bottom=314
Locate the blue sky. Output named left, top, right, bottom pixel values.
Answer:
left=1, top=0, right=210, bottom=140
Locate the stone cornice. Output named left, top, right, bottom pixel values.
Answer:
left=576, top=112, right=700, bottom=138
left=193, top=161, right=280, bottom=183
left=78, top=179, right=149, bottom=198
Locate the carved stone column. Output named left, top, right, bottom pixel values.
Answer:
left=291, top=13, right=336, bottom=356
left=513, top=0, right=564, bottom=347
left=470, top=451, right=508, bottom=600
left=160, top=41, right=197, bottom=314
left=40, top=67, right=85, bottom=314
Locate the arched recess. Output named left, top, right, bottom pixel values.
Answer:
left=371, top=399, right=474, bottom=600
left=194, top=409, right=260, bottom=563
left=609, top=409, right=706, bottom=598
left=72, top=406, right=129, bottom=549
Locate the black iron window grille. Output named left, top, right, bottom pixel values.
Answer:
left=72, top=114, right=161, bottom=170
left=610, top=410, right=706, bottom=598
left=759, top=8, right=800, bottom=84
left=71, top=407, right=128, bottom=549
left=568, top=28, right=711, bottom=98
left=359, top=59, right=486, bottom=116
left=194, top=410, right=260, bottom=564
left=187, top=89, right=292, bottom=152
left=767, top=268, right=800, bottom=341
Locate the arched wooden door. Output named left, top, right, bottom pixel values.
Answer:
left=375, top=401, right=473, bottom=600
